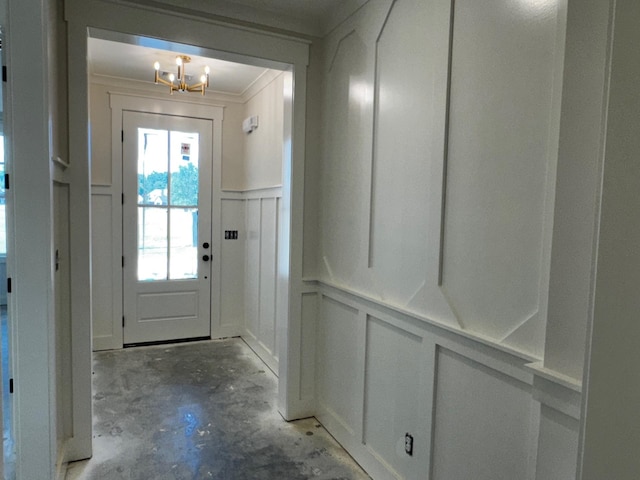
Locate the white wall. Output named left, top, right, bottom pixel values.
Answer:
left=242, top=72, right=284, bottom=190
left=238, top=72, right=287, bottom=372
left=309, top=0, right=600, bottom=478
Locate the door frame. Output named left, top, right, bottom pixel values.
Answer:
left=112, top=96, right=224, bottom=347
left=66, top=0, right=310, bottom=462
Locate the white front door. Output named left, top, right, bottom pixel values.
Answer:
left=122, top=111, right=213, bottom=345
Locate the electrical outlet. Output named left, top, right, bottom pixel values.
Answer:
left=405, top=433, right=413, bottom=456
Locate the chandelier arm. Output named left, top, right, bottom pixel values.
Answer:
left=155, top=77, right=174, bottom=88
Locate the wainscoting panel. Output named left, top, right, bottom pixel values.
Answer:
left=311, top=280, right=578, bottom=480
left=219, top=199, right=245, bottom=335
left=430, top=348, right=535, bottom=480
left=363, top=316, right=429, bottom=479
left=244, top=198, right=261, bottom=340
left=535, top=406, right=579, bottom=480
left=300, top=292, right=318, bottom=403
left=91, top=189, right=122, bottom=350
left=241, top=189, right=282, bottom=372
left=316, top=295, right=363, bottom=437
left=258, top=198, right=278, bottom=356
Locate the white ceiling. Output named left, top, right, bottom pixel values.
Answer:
left=88, top=38, right=271, bottom=96
left=87, top=0, right=367, bottom=94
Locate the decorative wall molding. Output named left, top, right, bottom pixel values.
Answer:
left=367, top=1, right=396, bottom=268
left=309, top=278, right=539, bottom=363
left=327, top=29, right=356, bottom=73
left=221, top=185, right=282, bottom=199
left=311, top=277, right=581, bottom=479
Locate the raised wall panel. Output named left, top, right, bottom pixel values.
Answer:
left=441, top=0, right=559, bottom=347
left=368, top=0, right=432, bottom=307
left=259, top=198, right=277, bottom=355
left=317, top=296, right=362, bottom=434
left=244, top=199, right=261, bottom=338
left=91, top=193, right=117, bottom=349
left=220, top=199, right=245, bottom=331
left=431, top=348, right=534, bottom=480
left=300, top=292, right=318, bottom=402
left=363, top=316, right=428, bottom=479
left=319, top=29, right=370, bottom=284
left=536, top=406, right=579, bottom=480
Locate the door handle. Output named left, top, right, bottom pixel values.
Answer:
left=202, top=255, right=210, bottom=262
left=203, top=242, right=210, bottom=249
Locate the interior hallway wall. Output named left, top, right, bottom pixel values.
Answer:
left=237, top=71, right=286, bottom=372
left=307, top=0, right=608, bottom=478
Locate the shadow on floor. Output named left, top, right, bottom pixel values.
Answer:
left=66, top=338, right=369, bottom=480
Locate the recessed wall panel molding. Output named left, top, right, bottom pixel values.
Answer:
left=316, top=295, right=363, bottom=437
left=91, top=187, right=123, bottom=351
left=367, top=0, right=432, bottom=308
left=242, top=192, right=282, bottom=373
left=258, top=198, right=278, bottom=355
left=363, top=316, right=430, bottom=479
left=244, top=198, right=262, bottom=340
left=440, top=0, right=560, bottom=350
left=300, top=292, right=318, bottom=403
left=220, top=199, right=245, bottom=334
left=319, top=25, right=373, bottom=289
left=535, top=406, right=579, bottom=480
left=311, top=281, right=581, bottom=480
left=430, top=348, right=536, bottom=480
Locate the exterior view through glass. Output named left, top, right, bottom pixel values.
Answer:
left=136, top=127, right=200, bottom=281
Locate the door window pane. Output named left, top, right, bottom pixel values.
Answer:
left=169, top=208, right=198, bottom=280
left=138, top=207, right=168, bottom=281
left=138, top=129, right=168, bottom=206
left=169, top=131, right=199, bottom=206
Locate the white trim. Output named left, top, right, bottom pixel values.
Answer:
left=308, top=278, right=540, bottom=363
left=241, top=70, right=285, bottom=102
left=6, top=0, right=57, bottom=477
left=525, top=361, right=582, bottom=393
left=110, top=93, right=224, bottom=122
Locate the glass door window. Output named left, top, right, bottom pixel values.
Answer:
left=136, top=128, right=200, bottom=281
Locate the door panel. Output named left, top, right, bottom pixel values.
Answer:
left=123, top=111, right=213, bottom=345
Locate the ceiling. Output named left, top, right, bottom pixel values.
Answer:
left=124, top=0, right=367, bottom=37
left=88, top=38, right=271, bottom=96
left=87, top=0, right=368, bottom=95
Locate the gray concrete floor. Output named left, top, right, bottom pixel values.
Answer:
left=66, top=338, right=369, bottom=480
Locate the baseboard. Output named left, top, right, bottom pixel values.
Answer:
left=241, top=332, right=279, bottom=375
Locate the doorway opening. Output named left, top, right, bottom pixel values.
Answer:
left=86, top=26, right=294, bottom=450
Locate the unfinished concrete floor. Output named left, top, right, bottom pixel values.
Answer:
left=66, top=338, right=369, bottom=480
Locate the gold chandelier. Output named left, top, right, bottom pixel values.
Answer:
left=153, top=55, right=210, bottom=95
